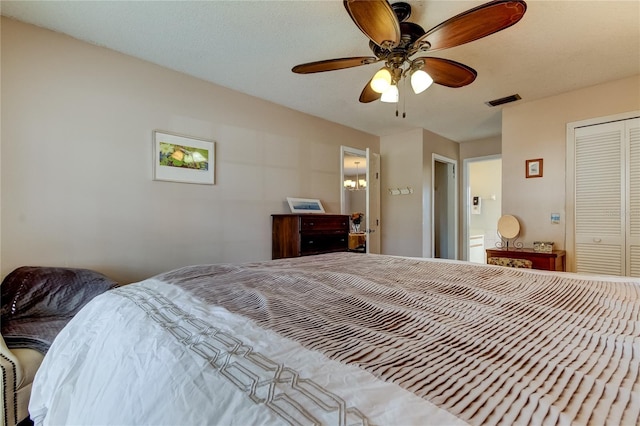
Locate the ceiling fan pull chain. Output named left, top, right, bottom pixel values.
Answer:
left=402, top=75, right=407, bottom=118
left=395, top=88, right=399, bottom=117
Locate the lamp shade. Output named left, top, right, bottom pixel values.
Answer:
left=370, top=68, right=392, bottom=93
left=380, top=84, right=399, bottom=103
left=410, top=69, right=433, bottom=94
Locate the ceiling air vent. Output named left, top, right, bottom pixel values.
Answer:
left=485, top=94, right=521, bottom=107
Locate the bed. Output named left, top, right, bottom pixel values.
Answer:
left=28, top=253, right=639, bottom=425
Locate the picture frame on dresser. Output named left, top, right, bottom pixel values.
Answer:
left=287, top=197, right=325, bottom=214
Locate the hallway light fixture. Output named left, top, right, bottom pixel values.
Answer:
left=344, top=161, right=367, bottom=191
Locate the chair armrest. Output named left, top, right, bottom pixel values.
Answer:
left=1, top=333, right=22, bottom=426
left=1, top=334, right=23, bottom=387
left=1, top=334, right=45, bottom=426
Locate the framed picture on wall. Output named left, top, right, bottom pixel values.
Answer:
left=526, top=158, right=543, bottom=178
left=153, top=130, right=215, bottom=184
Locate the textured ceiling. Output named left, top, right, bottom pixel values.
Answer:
left=2, top=0, right=639, bottom=142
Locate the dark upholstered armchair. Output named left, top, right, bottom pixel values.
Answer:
left=1, top=266, right=118, bottom=426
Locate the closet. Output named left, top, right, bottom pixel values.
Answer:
left=572, top=116, right=639, bottom=276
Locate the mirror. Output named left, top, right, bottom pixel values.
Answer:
left=497, top=215, right=520, bottom=239
left=343, top=153, right=367, bottom=229
left=341, top=147, right=367, bottom=252
left=497, top=214, right=521, bottom=249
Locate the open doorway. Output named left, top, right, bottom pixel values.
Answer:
left=432, top=154, right=458, bottom=259
left=463, top=155, right=502, bottom=263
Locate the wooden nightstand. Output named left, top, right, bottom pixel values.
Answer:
left=485, top=248, right=566, bottom=272
left=348, top=233, right=366, bottom=252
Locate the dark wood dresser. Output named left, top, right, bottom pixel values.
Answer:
left=485, top=248, right=566, bottom=272
left=272, top=214, right=349, bottom=259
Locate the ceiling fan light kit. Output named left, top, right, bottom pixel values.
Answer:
left=410, top=71, right=433, bottom=95
left=371, top=67, right=392, bottom=93
left=381, top=84, right=399, bottom=103
left=293, top=0, right=527, bottom=113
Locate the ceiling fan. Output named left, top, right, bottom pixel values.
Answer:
left=292, top=0, right=527, bottom=107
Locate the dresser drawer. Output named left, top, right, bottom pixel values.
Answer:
left=300, top=233, right=348, bottom=255
left=300, top=216, right=349, bottom=232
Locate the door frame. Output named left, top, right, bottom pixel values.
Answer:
left=431, top=154, right=458, bottom=259
left=462, top=154, right=501, bottom=261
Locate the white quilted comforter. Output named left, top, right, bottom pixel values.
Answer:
left=29, top=253, right=640, bottom=425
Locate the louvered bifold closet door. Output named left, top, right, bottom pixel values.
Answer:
left=575, top=122, right=625, bottom=275
left=627, top=118, right=640, bottom=276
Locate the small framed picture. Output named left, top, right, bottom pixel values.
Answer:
left=153, top=130, right=215, bottom=185
left=287, top=197, right=325, bottom=214
left=526, top=158, right=543, bottom=178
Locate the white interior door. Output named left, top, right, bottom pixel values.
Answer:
left=567, top=112, right=640, bottom=274
left=575, top=121, right=626, bottom=275
left=366, top=149, right=380, bottom=253
left=626, top=118, right=640, bottom=276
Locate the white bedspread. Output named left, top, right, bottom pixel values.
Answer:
left=29, top=276, right=463, bottom=425
left=29, top=253, right=640, bottom=425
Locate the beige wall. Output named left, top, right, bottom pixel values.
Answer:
left=380, top=129, right=423, bottom=256
left=459, top=136, right=501, bottom=160
left=1, top=18, right=379, bottom=283
left=502, top=75, right=640, bottom=269
left=380, top=128, right=459, bottom=258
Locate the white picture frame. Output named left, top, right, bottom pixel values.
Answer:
left=153, top=130, right=215, bottom=185
left=287, top=197, right=325, bottom=214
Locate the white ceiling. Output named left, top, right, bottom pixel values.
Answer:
left=2, top=1, right=639, bottom=143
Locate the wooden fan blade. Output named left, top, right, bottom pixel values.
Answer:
left=359, top=78, right=382, bottom=103
left=344, top=0, right=400, bottom=49
left=417, top=57, right=477, bottom=88
left=292, top=56, right=378, bottom=74
left=415, top=0, right=527, bottom=52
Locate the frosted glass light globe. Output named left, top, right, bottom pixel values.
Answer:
left=380, top=84, right=399, bottom=103
left=411, top=69, right=433, bottom=94
left=370, top=68, right=392, bottom=93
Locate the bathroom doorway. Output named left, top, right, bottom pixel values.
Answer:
left=463, top=155, right=502, bottom=263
